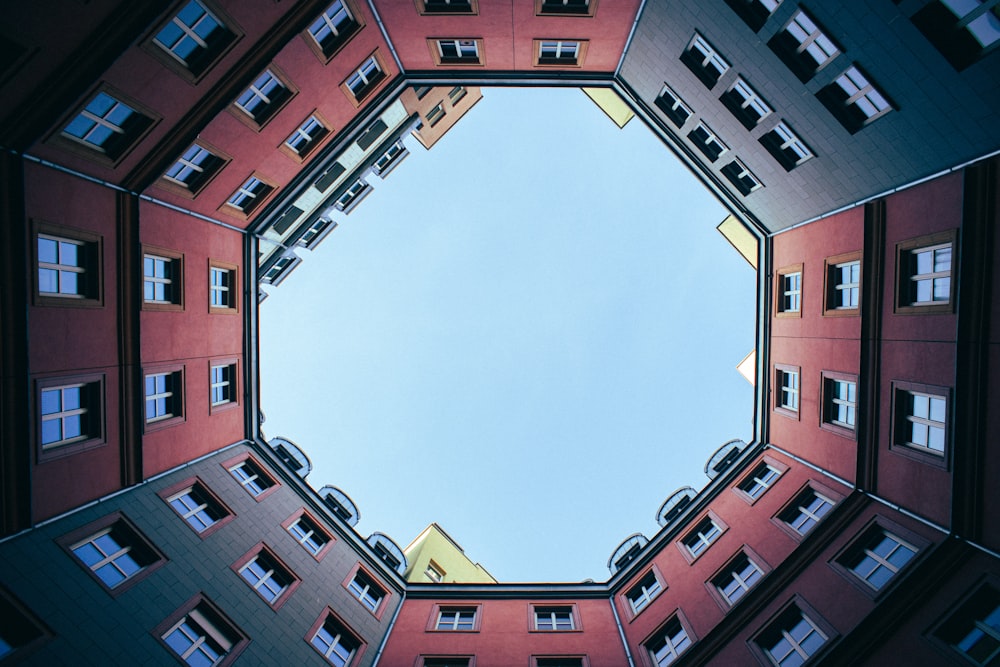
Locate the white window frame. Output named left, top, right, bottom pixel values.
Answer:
left=234, top=69, right=286, bottom=120
left=308, top=1, right=355, bottom=49
left=684, top=519, right=722, bottom=557
left=832, top=260, right=860, bottom=309
left=716, top=553, right=764, bottom=605
left=239, top=554, right=288, bottom=603
left=722, top=158, right=762, bottom=194
left=335, top=180, right=371, bottom=211
left=70, top=526, right=146, bottom=589
left=229, top=460, right=268, bottom=496
left=436, top=609, right=476, bottom=630
left=908, top=243, right=952, bottom=305
left=833, top=66, right=891, bottom=122
left=941, top=0, right=1000, bottom=48
left=144, top=254, right=176, bottom=303
left=903, top=390, right=947, bottom=454
left=209, top=267, right=231, bottom=308
left=40, top=384, right=89, bottom=448
left=38, top=234, right=86, bottom=297
left=762, top=608, right=828, bottom=666
left=729, top=78, right=772, bottom=123
left=311, top=618, right=356, bottom=665
left=845, top=529, right=917, bottom=591
left=211, top=364, right=234, bottom=406
left=778, top=368, right=799, bottom=412
left=627, top=572, right=662, bottom=614
left=688, top=34, right=731, bottom=78
left=227, top=176, right=269, bottom=212
left=289, top=517, right=327, bottom=555
left=349, top=572, right=383, bottom=612
left=648, top=616, right=692, bottom=667
left=347, top=56, right=382, bottom=96
left=784, top=9, right=840, bottom=68
left=770, top=122, right=813, bottom=165
left=534, top=608, right=575, bottom=631
left=153, top=0, right=225, bottom=67
left=437, top=39, right=480, bottom=61
left=168, top=487, right=219, bottom=533
left=145, top=371, right=179, bottom=422
left=784, top=489, right=835, bottom=535
left=827, top=378, right=857, bottom=428
left=426, top=103, right=446, bottom=126
left=781, top=271, right=802, bottom=312
left=690, top=122, right=729, bottom=161
left=740, top=464, right=781, bottom=499
left=539, top=40, right=580, bottom=61
left=61, top=92, right=135, bottom=153
left=285, top=116, right=327, bottom=155
left=163, top=606, right=234, bottom=666
left=656, top=84, right=692, bottom=125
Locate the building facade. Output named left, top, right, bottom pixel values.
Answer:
left=1, top=1, right=998, bottom=666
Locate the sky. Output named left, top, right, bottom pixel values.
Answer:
left=259, top=87, right=756, bottom=583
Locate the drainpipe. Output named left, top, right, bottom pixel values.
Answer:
left=370, top=589, right=406, bottom=667
left=609, top=596, right=637, bottom=667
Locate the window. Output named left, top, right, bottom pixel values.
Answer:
left=682, top=516, right=723, bottom=559
left=145, top=370, right=183, bottom=425
left=421, top=0, right=477, bottom=14
left=779, top=487, right=836, bottom=536
left=534, top=659, right=584, bottom=667
left=225, top=175, right=274, bottom=216
left=434, top=39, right=482, bottom=65
left=738, top=462, right=782, bottom=500
left=356, top=118, right=388, bottom=151
left=681, top=33, right=731, bottom=88
left=836, top=527, right=917, bottom=592
left=713, top=552, right=765, bottom=606
left=63, top=514, right=165, bottom=593
left=308, top=611, right=361, bottom=666
left=422, top=659, right=471, bottom=667
left=774, top=365, right=800, bottom=417
left=724, top=0, right=783, bottom=32
left=157, top=596, right=247, bottom=667
left=821, top=372, right=857, bottom=435
left=760, top=122, right=814, bottom=171
left=209, top=263, right=236, bottom=312
left=769, top=9, right=840, bottom=81
left=37, top=232, right=99, bottom=302
left=286, top=512, right=332, bottom=558
left=298, top=218, right=338, bottom=249
left=894, top=385, right=948, bottom=457
left=233, top=68, right=294, bottom=127
left=164, top=481, right=231, bottom=535
left=720, top=78, right=772, bottom=129
left=896, top=233, right=955, bottom=312
left=933, top=583, right=1000, bottom=665
left=535, top=40, right=587, bottom=66
left=152, top=0, right=236, bottom=79
left=373, top=142, right=409, bottom=178
left=655, top=84, right=691, bottom=128
left=646, top=615, right=693, bottom=666
left=534, top=606, right=575, bottom=631
left=284, top=114, right=329, bottom=160
left=210, top=363, right=237, bottom=408
left=449, top=85, right=467, bottom=103
left=228, top=458, right=274, bottom=498
left=626, top=571, right=663, bottom=614
left=263, top=254, right=301, bottom=285
left=335, top=180, right=372, bottom=213
left=755, top=604, right=830, bottom=666
left=426, top=103, right=446, bottom=127
left=162, top=143, right=226, bottom=195
left=39, top=380, right=102, bottom=453
left=0, top=588, right=48, bottom=661
left=913, top=0, right=1000, bottom=70
left=537, top=0, right=594, bottom=15
left=425, top=561, right=445, bottom=582
left=143, top=249, right=183, bottom=309
left=817, top=65, right=893, bottom=133
left=776, top=266, right=802, bottom=316
left=688, top=122, right=729, bottom=162
left=348, top=571, right=385, bottom=612
left=824, top=254, right=861, bottom=315
left=235, top=545, right=298, bottom=607
left=436, top=608, right=476, bottom=630
left=60, top=89, right=154, bottom=162
left=720, top=158, right=762, bottom=195
left=306, top=1, right=361, bottom=60
left=343, top=54, right=386, bottom=104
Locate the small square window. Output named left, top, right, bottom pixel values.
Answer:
left=774, top=364, right=800, bottom=418
left=895, top=231, right=956, bottom=313
left=534, top=606, right=576, bottom=631
left=143, top=248, right=184, bottom=310
left=712, top=550, right=768, bottom=607
left=835, top=525, right=918, bottom=593
left=680, top=33, right=730, bottom=88
left=335, top=179, right=372, bottom=214
left=645, top=614, right=694, bottom=666
left=824, top=253, right=861, bottom=315
left=723, top=0, right=783, bottom=32
left=420, top=0, right=477, bottom=14
left=145, top=370, right=184, bottom=426
left=38, top=377, right=104, bottom=458
left=821, top=372, right=857, bottom=436
left=625, top=570, right=663, bottom=615
left=425, top=560, right=445, bottom=583
left=232, top=67, right=295, bottom=129
left=233, top=544, right=300, bottom=608
left=155, top=595, right=248, bottom=667
left=681, top=515, right=724, bottom=560
left=688, top=122, right=729, bottom=162
left=535, top=40, right=588, bottom=67
left=720, top=158, right=762, bottom=195
left=892, top=383, right=950, bottom=461
left=227, top=456, right=275, bottom=499
left=817, top=65, right=893, bottom=133
left=436, top=608, right=477, bottom=630
left=348, top=570, right=386, bottom=613
left=433, top=39, right=483, bottom=65
left=307, top=609, right=363, bottom=666
left=778, top=486, right=836, bottom=537
left=775, top=265, right=802, bottom=316
left=912, top=0, right=1000, bottom=70
left=753, top=602, right=832, bottom=666
left=306, top=1, right=362, bottom=61
left=283, top=114, right=330, bottom=161
left=536, top=0, right=595, bottom=16
left=760, top=121, right=814, bottom=171
left=768, top=9, right=841, bottom=82
left=655, top=84, right=691, bottom=128
left=209, top=262, right=237, bottom=313
left=737, top=461, right=783, bottom=501
left=59, top=89, right=155, bottom=163
left=720, top=78, right=772, bottom=129
left=932, top=582, right=1000, bottom=665
left=342, top=53, right=386, bottom=105
left=225, top=175, right=275, bottom=217
left=35, top=225, right=102, bottom=305
left=151, top=0, right=238, bottom=81
left=162, top=479, right=232, bottom=536
left=285, top=511, right=333, bottom=559
left=161, top=143, right=227, bottom=196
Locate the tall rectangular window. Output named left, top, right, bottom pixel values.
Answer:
left=646, top=615, right=692, bottom=666
left=683, top=517, right=723, bottom=558
left=756, top=605, right=829, bottom=666
left=713, top=552, right=765, bottom=606
left=145, top=371, right=182, bottom=424
left=158, top=597, right=247, bottom=666
left=38, top=236, right=86, bottom=298
left=233, top=69, right=293, bottom=127
left=775, top=365, right=800, bottom=416
left=779, top=488, right=835, bottom=536
left=348, top=571, right=385, bottom=612
left=287, top=514, right=331, bottom=557
left=777, top=268, right=802, bottom=315
left=896, top=388, right=948, bottom=456
left=825, top=257, right=860, bottom=314
left=211, top=364, right=236, bottom=407
left=209, top=264, right=236, bottom=311
left=822, top=374, right=857, bottom=433
left=626, top=571, right=662, bottom=614
left=343, top=55, right=385, bottom=104
left=309, top=613, right=360, bottom=666
left=143, top=250, right=183, bottom=308
left=236, top=546, right=297, bottom=607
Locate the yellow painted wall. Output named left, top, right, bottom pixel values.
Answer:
left=402, top=523, right=497, bottom=583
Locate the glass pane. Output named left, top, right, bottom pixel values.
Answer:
left=39, top=268, right=58, bottom=293
left=38, top=237, right=58, bottom=263
left=73, top=542, right=103, bottom=567
left=929, top=397, right=946, bottom=422
left=41, top=419, right=62, bottom=444
left=41, top=389, right=61, bottom=414
left=63, top=387, right=81, bottom=411
left=60, top=271, right=78, bottom=295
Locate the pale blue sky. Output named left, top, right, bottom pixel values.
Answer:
left=260, top=87, right=756, bottom=582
